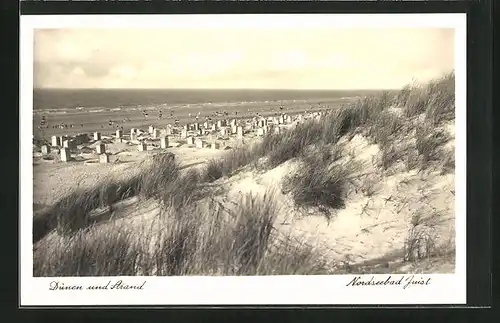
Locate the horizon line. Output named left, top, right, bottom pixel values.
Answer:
left=33, top=87, right=399, bottom=91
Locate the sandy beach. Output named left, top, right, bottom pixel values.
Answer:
left=33, top=97, right=346, bottom=139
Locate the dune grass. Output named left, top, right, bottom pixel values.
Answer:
left=209, top=72, right=453, bottom=178
left=415, top=123, right=451, bottom=166
left=378, top=143, right=405, bottom=171
left=282, top=150, right=359, bottom=220
left=439, top=149, right=455, bottom=175
left=34, top=223, right=143, bottom=277
left=367, top=110, right=405, bottom=147
left=203, top=158, right=225, bottom=182
left=245, top=72, right=453, bottom=217
left=34, top=191, right=334, bottom=276
left=400, top=72, right=455, bottom=123
left=159, top=167, right=207, bottom=211
left=138, top=152, right=179, bottom=199
left=262, top=121, right=324, bottom=168
left=33, top=152, right=179, bottom=242
left=403, top=208, right=440, bottom=263
left=203, top=145, right=257, bottom=182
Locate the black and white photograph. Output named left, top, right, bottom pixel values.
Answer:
left=20, top=14, right=467, bottom=305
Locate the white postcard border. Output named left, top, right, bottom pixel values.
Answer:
left=20, top=13, right=467, bottom=306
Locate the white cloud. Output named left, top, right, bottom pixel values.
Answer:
left=34, top=28, right=455, bottom=89
left=71, top=67, right=86, bottom=77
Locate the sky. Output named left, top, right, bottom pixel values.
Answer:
left=33, top=27, right=454, bottom=90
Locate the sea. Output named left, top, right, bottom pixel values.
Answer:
left=33, top=88, right=384, bottom=114
left=32, top=88, right=388, bottom=137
